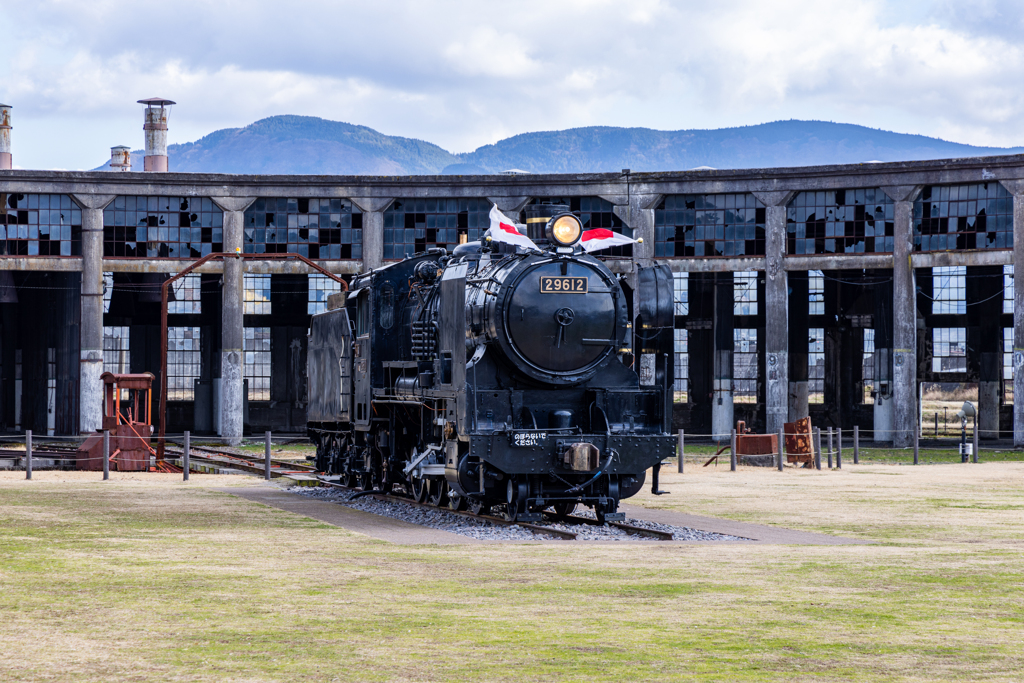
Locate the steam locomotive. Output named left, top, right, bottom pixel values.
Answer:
left=306, top=204, right=676, bottom=522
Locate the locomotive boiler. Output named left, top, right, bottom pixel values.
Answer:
left=307, top=204, right=676, bottom=522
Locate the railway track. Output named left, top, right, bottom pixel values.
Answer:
left=163, top=445, right=316, bottom=478
left=316, top=479, right=675, bottom=541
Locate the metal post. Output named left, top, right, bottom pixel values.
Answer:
left=836, top=427, right=842, bottom=469
left=25, top=430, right=32, bottom=480
left=183, top=430, right=190, bottom=481
left=973, top=418, right=979, bottom=464
left=913, top=425, right=919, bottom=465
left=264, top=431, right=272, bottom=480
left=827, top=427, right=833, bottom=469
left=677, top=429, right=684, bottom=474
left=730, top=429, right=737, bottom=471
left=814, top=427, right=822, bottom=470
left=102, top=430, right=110, bottom=481
left=853, top=425, right=859, bottom=464
left=777, top=426, right=785, bottom=471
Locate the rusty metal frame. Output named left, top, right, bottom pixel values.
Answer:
left=157, top=253, right=349, bottom=460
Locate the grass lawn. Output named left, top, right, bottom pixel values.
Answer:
left=1, top=462, right=1022, bottom=681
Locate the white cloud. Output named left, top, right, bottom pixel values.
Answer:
left=1, top=0, right=1023, bottom=169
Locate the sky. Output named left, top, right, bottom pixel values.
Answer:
left=2, top=0, right=1024, bottom=170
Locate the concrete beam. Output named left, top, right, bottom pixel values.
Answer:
left=98, top=259, right=363, bottom=275
left=0, top=257, right=83, bottom=271
left=910, top=250, right=1011, bottom=269
left=662, top=257, right=766, bottom=273
left=784, top=254, right=893, bottom=271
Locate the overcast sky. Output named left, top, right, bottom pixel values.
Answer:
left=2, top=0, right=1023, bottom=170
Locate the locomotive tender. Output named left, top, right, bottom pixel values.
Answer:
left=307, top=204, right=675, bottom=522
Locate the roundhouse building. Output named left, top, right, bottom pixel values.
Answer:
left=1, top=155, right=1023, bottom=446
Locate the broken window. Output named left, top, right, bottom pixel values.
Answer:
left=809, top=270, right=825, bottom=315
left=1004, top=327, right=1013, bottom=404
left=308, top=273, right=344, bottom=315
left=103, top=196, right=222, bottom=258
left=932, top=327, right=967, bottom=373
left=103, top=326, right=130, bottom=374
left=673, top=272, right=688, bottom=316
left=244, top=327, right=271, bottom=401
left=674, top=327, right=688, bottom=400
left=733, top=271, right=758, bottom=315
left=0, top=193, right=81, bottom=256
left=863, top=329, right=875, bottom=404
left=167, top=327, right=201, bottom=401
left=103, top=273, right=113, bottom=313
left=384, top=198, right=490, bottom=260
left=787, top=189, right=894, bottom=255
left=932, top=266, right=966, bottom=315
left=1004, top=265, right=1014, bottom=315
left=914, top=183, right=1013, bottom=251
left=654, top=193, right=765, bottom=258
left=733, top=328, right=758, bottom=402
left=168, top=273, right=201, bottom=314
left=244, top=274, right=271, bottom=315
left=244, top=198, right=362, bottom=259
left=809, top=328, right=824, bottom=403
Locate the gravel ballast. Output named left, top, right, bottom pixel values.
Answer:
left=291, top=486, right=748, bottom=542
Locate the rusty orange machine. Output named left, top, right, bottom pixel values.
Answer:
left=734, top=421, right=778, bottom=459
left=77, top=373, right=156, bottom=471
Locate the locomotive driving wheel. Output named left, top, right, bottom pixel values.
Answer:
left=409, top=474, right=428, bottom=503
left=446, top=487, right=467, bottom=511
left=504, top=478, right=528, bottom=522
left=426, top=477, right=448, bottom=507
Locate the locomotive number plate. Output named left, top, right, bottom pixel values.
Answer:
left=511, top=432, right=547, bottom=447
left=540, top=276, right=588, bottom=293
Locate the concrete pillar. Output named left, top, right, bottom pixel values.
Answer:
left=71, top=195, right=115, bottom=434
left=882, top=186, right=920, bottom=447
left=211, top=197, right=255, bottom=445
left=0, top=104, right=11, bottom=170
left=349, top=198, right=394, bottom=272
left=712, top=272, right=734, bottom=441
left=788, top=271, right=809, bottom=420
left=760, top=199, right=791, bottom=435
left=609, top=193, right=662, bottom=264
left=1009, top=187, right=1024, bottom=446
left=488, top=196, right=531, bottom=225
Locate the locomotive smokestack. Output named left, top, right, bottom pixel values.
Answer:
left=0, top=104, right=11, bottom=170
left=137, top=97, right=175, bottom=172
left=109, top=145, right=132, bottom=172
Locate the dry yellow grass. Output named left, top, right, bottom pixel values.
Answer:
left=0, top=463, right=1022, bottom=681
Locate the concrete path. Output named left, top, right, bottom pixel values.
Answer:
left=219, top=485, right=871, bottom=546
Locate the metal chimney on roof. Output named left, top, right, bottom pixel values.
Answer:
left=137, top=97, right=175, bottom=172
left=0, top=104, right=11, bottom=171
left=110, top=145, right=132, bottom=172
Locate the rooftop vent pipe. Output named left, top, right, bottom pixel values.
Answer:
left=0, top=104, right=11, bottom=170
left=137, top=97, right=175, bottom=172
left=110, top=145, right=132, bottom=172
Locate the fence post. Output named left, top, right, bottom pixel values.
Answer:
left=827, top=427, right=834, bottom=469
left=972, top=419, right=979, bottom=464
left=777, top=426, right=785, bottom=471
left=25, top=430, right=32, bottom=480
left=730, top=429, right=737, bottom=471
left=677, top=429, right=684, bottom=474
left=836, top=428, right=842, bottom=469
left=853, top=425, right=859, bottom=464
left=102, top=430, right=110, bottom=481
left=264, top=431, right=272, bottom=481
left=183, top=431, right=190, bottom=482
left=913, top=426, right=919, bottom=465
left=814, top=427, right=822, bottom=470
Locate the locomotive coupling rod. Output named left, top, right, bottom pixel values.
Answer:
left=403, top=444, right=440, bottom=475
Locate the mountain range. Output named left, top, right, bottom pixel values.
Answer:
left=97, top=115, right=1024, bottom=175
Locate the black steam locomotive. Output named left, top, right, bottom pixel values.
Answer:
left=306, top=204, right=676, bottom=522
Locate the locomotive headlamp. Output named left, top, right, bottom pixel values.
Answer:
left=547, top=213, right=583, bottom=246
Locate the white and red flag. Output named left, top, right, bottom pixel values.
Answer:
left=486, top=205, right=539, bottom=252
left=580, top=228, right=638, bottom=252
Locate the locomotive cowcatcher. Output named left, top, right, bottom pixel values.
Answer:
left=307, top=204, right=675, bottom=522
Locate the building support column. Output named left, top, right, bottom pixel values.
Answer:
left=1008, top=185, right=1024, bottom=446
left=350, top=198, right=394, bottom=273
left=882, top=186, right=921, bottom=447
left=712, top=272, right=734, bottom=441
left=71, top=194, right=114, bottom=434
left=753, top=192, right=794, bottom=436
left=211, top=197, right=255, bottom=445
left=968, top=265, right=1003, bottom=439
left=788, top=271, right=809, bottom=420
